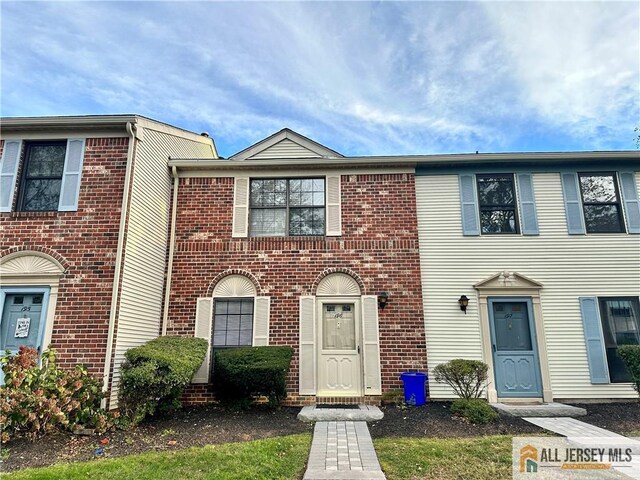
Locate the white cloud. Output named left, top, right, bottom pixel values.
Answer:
left=1, top=1, right=638, bottom=155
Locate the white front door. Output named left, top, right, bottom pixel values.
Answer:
left=317, top=301, right=362, bottom=396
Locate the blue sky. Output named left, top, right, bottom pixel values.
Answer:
left=2, top=1, right=638, bottom=158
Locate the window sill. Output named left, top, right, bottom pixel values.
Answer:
left=5, top=211, right=61, bottom=219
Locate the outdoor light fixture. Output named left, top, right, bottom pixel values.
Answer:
left=458, top=295, right=469, bottom=314
left=377, top=292, right=389, bottom=310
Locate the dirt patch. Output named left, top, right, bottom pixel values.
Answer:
left=1, top=405, right=311, bottom=472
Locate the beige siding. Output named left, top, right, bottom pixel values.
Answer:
left=416, top=172, right=640, bottom=400
left=110, top=128, right=214, bottom=405
left=251, top=138, right=321, bottom=159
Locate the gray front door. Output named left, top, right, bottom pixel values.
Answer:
left=489, top=298, right=542, bottom=398
left=1, top=291, right=48, bottom=384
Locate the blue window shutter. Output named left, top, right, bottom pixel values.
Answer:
left=459, top=174, right=480, bottom=236
left=560, top=172, right=586, bottom=235
left=517, top=173, right=539, bottom=235
left=58, top=139, right=85, bottom=211
left=619, top=172, right=640, bottom=234
left=579, top=297, right=610, bottom=384
left=0, top=140, right=22, bottom=212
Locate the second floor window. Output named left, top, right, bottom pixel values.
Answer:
left=250, top=178, right=325, bottom=236
left=578, top=173, right=625, bottom=233
left=476, top=174, right=519, bottom=234
left=19, top=141, right=66, bottom=211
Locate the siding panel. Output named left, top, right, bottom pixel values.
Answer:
left=251, top=139, right=321, bottom=159
left=110, top=128, right=214, bottom=406
left=416, top=172, right=640, bottom=400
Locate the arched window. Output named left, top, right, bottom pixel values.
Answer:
left=212, top=275, right=257, bottom=348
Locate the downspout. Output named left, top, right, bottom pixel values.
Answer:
left=161, top=165, right=179, bottom=335
left=101, top=121, right=137, bottom=409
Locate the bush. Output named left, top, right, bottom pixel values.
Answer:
left=118, top=336, right=208, bottom=426
left=213, top=346, right=293, bottom=408
left=0, top=346, right=113, bottom=443
left=618, top=345, right=640, bottom=397
left=432, top=359, right=489, bottom=399
left=450, top=398, right=498, bottom=424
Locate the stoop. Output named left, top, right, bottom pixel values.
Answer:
left=298, top=405, right=384, bottom=422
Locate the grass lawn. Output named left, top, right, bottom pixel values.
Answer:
left=4, top=434, right=311, bottom=480
left=375, top=435, right=513, bottom=480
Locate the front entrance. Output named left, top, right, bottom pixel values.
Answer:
left=317, top=301, right=362, bottom=396
left=488, top=298, right=542, bottom=398
left=0, top=289, right=50, bottom=383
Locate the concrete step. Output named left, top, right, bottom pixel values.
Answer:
left=491, top=401, right=587, bottom=417
left=298, top=405, right=384, bottom=422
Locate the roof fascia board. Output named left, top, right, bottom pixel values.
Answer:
left=230, top=128, right=344, bottom=161
left=169, top=150, right=639, bottom=171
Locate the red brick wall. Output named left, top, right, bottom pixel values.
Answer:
left=0, top=138, right=129, bottom=376
left=169, top=173, right=427, bottom=403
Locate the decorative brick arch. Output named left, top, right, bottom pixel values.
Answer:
left=206, top=269, right=262, bottom=296
left=0, top=246, right=71, bottom=272
left=310, top=267, right=366, bottom=295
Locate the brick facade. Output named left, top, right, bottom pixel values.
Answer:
left=0, top=137, right=129, bottom=376
left=168, top=173, right=428, bottom=404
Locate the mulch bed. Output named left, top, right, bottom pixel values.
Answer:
left=2, top=401, right=639, bottom=472
left=568, top=402, right=640, bottom=435
left=370, top=402, right=544, bottom=438
left=1, top=405, right=311, bottom=473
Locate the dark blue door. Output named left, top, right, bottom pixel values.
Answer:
left=489, top=299, right=542, bottom=397
left=0, top=291, right=49, bottom=384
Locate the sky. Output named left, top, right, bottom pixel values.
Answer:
left=2, top=1, right=639, bottom=158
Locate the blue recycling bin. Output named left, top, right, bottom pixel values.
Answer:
left=400, top=372, right=428, bottom=406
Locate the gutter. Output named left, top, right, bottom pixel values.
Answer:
left=167, top=150, right=640, bottom=171
left=101, top=120, right=137, bottom=409
left=161, top=166, right=179, bottom=335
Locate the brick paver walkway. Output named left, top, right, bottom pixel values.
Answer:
left=303, top=421, right=386, bottom=480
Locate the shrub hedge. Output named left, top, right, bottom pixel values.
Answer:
left=450, top=398, right=498, bottom=424
left=618, top=345, right=640, bottom=398
left=118, top=336, right=208, bottom=426
left=213, top=346, right=293, bottom=408
left=432, top=359, right=489, bottom=399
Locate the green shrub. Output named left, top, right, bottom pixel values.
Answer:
left=213, top=346, right=293, bottom=408
left=0, top=346, right=114, bottom=443
left=450, top=398, right=498, bottom=424
left=118, top=336, right=208, bottom=426
left=618, top=345, right=640, bottom=398
left=432, top=359, right=489, bottom=399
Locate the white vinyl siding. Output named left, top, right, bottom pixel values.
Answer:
left=417, top=172, right=640, bottom=400
left=110, top=128, right=215, bottom=405
left=251, top=139, right=322, bottom=159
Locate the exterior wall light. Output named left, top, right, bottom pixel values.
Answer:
left=458, top=295, right=469, bottom=314
left=377, top=292, right=389, bottom=310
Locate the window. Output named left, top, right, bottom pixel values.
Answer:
left=476, top=174, right=519, bottom=234
left=212, top=298, right=254, bottom=347
left=249, top=178, right=325, bottom=236
left=18, top=141, right=67, bottom=211
left=599, top=297, right=640, bottom=382
left=578, top=173, right=625, bottom=233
